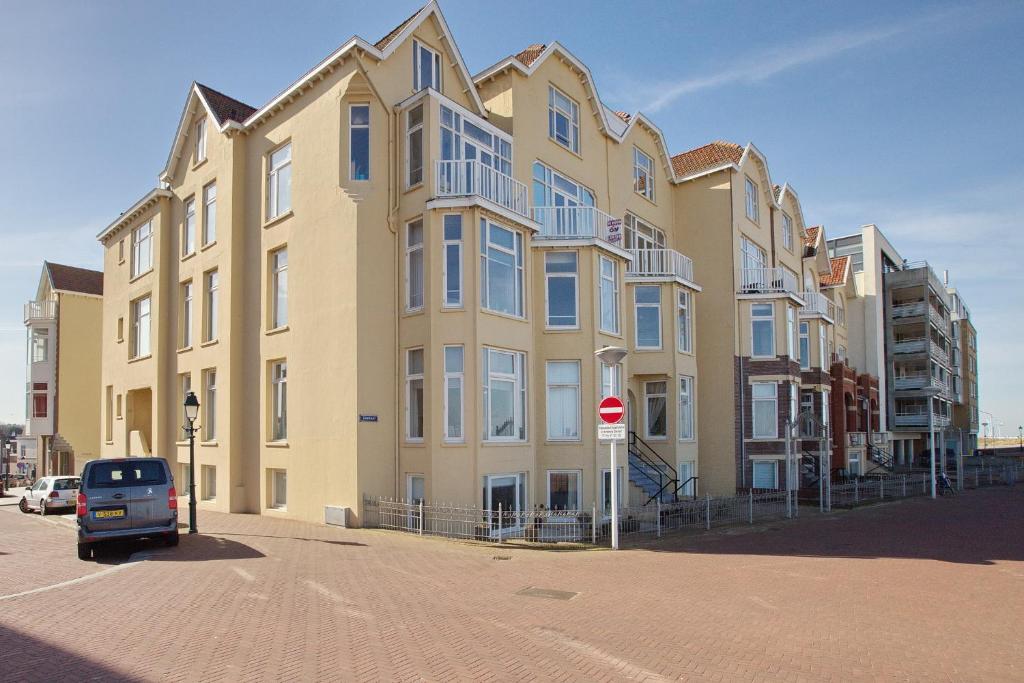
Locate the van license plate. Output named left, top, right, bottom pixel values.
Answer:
left=94, top=509, right=125, bottom=519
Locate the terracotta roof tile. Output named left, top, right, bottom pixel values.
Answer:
left=670, top=140, right=743, bottom=178
left=773, top=184, right=783, bottom=201
left=514, top=44, right=546, bottom=67
left=613, top=111, right=632, bottom=123
left=195, top=83, right=257, bottom=126
left=46, top=262, right=103, bottom=296
left=374, top=9, right=420, bottom=50
left=820, top=256, right=849, bottom=287
left=803, top=226, right=820, bottom=247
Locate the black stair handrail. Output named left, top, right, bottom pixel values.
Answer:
left=675, top=476, right=699, bottom=498
left=627, top=458, right=663, bottom=489
left=627, top=431, right=679, bottom=505
left=629, top=432, right=678, bottom=479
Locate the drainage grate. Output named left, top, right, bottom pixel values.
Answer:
left=492, top=555, right=512, bottom=561
left=515, top=586, right=578, bottom=601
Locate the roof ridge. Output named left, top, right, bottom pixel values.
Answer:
left=195, top=82, right=257, bottom=125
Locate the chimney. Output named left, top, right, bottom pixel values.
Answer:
left=943, top=269, right=949, bottom=285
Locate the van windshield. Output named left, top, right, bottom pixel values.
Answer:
left=87, top=461, right=167, bottom=489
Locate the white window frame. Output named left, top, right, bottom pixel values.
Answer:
left=271, top=248, right=288, bottom=329
left=819, top=324, right=827, bottom=369
left=546, top=470, right=582, bottom=511
left=270, top=469, right=287, bottom=509
left=267, top=142, right=292, bottom=220
left=786, top=306, right=795, bottom=360
left=406, top=348, right=424, bottom=442
left=740, top=236, right=766, bottom=272
left=31, top=328, right=49, bottom=363
left=821, top=388, right=830, bottom=427
left=406, top=219, right=424, bottom=312
left=130, top=295, right=151, bottom=359
left=203, top=368, right=217, bottom=441
left=545, top=360, right=581, bottom=441
left=194, top=117, right=206, bottom=163
left=204, top=269, right=219, bottom=342
left=544, top=251, right=578, bottom=329
left=201, top=464, right=216, bottom=501
left=182, top=196, right=196, bottom=257
left=548, top=85, right=580, bottom=153
left=348, top=103, right=370, bottom=181
left=634, top=285, right=662, bottom=350
left=677, top=289, right=692, bottom=354
left=178, top=373, right=191, bottom=441
left=799, top=321, right=810, bottom=370
left=633, top=147, right=655, bottom=201
left=600, top=468, right=623, bottom=519
left=406, top=104, right=424, bottom=188
left=678, top=375, right=694, bottom=442
left=443, top=345, right=464, bottom=442
left=751, top=303, right=774, bottom=358
left=800, top=390, right=815, bottom=437
left=479, top=219, right=524, bottom=318
left=644, top=380, right=668, bottom=440
left=789, top=382, right=798, bottom=428
left=442, top=215, right=463, bottom=308
left=412, top=40, right=441, bottom=92
left=271, top=360, right=287, bottom=441
left=180, top=281, right=193, bottom=349
left=744, top=176, right=759, bottom=223
left=131, top=221, right=152, bottom=278
left=601, top=362, right=622, bottom=399
left=782, top=212, right=793, bottom=251
left=482, top=347, right=527, bottom=442
left=751, top=382, right=778, bottom=439
left=202, top=182, right=216, bottom=245
left=624, top=212, right=666, bottom=251
left=752, top=460, right=778, bottom=490
left=599, top=256, right=619, bottom=335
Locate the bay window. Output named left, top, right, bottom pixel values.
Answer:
left=443, top=345, right=464, bottom=441
left=634, top=286, right=661, bottom=349
left=677, top=289, right=692, bottom=353
left=482, top=347, right=526, bottom=441
left=443, top=215, right=462, bottom=307
left=644, top=381, right=667, bottom=439
left=599, top=256, right=619, bottom=334
left=406, top=219, right=424, bottom=311
left=752, top=382, right=777, bottom=439
left=406, top=104, right=423, bottom=187
left=406, top=348, right=424, bottom=441
left=751, top=303, right=774, bottom=357
left=479, top=220, right=524, bottom=317
left=546, top=361, right=580, bottom=441
left=545, top=252, right=577, bottom=328
left=678, top=375, right=694, bottom=441
left=799, top=321, right=810, bottom=369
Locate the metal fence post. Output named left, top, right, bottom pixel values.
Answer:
left=748, top=489, right=753, bottom=524
left=795, top=488, right=799, bottom=518
left=705, top=494, right=711, bottom=530
left=418, top=500, right=424, bottom=535
left=854, top=478, right=859, bottom=504
left=497, top=502, right=502, bottom=543
left=902, top=475, right=907, bottom=497
left=592, top=502, right=597, bottom=545
left=880, top=478, right=884, bottom=500
left=656, top=499, right=662, bottom=538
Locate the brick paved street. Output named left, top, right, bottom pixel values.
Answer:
left=0, top=487, right=1021, bottom=682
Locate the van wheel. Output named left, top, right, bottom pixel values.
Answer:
left=165, top=531, right=180, bottom=547
left=19, top=498, right=30, bottom=513
left=77, top=543, right=93, bottom=561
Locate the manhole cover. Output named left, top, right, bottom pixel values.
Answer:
left=515, top=586, right=578, bottom=601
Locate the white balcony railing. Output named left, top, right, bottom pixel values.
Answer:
left=893, top=373, right=946, bottom=391
left=893, top=338, right=927, bottom=354
left=435, top=160, right=529, bottom=219
left=894, top=411, right=950, bottom=427
left=740, top=267, right=799, bottom=296
left=531, top=206, right=622, bottom=245
left=799, top=291, right=836, bottom=320
left=24, top=300, right=57, bottom=323
left=627, top=248, right=695, bottom=282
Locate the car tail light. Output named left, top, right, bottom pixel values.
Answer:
left=49, top=491, right=60, bottom=498
left=77, top=493, right=87, bottom=517
left=168, top=487, right=177, bottom=510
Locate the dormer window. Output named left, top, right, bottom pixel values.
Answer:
left=194, top=118, right=207, bottom=163
left=413, top=40, right=441, bottom=92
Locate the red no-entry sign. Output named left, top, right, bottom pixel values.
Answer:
left=598, top=396, right=625, bottom=424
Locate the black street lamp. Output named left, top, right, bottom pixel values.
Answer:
left=183, top=392, right=200, bottom=534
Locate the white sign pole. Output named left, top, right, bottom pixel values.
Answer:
left=610, top=437, right=619, bottom=550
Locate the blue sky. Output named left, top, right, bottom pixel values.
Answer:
left=1, top=0, right=1021, bottom=435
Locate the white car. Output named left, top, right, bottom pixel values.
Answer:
left=19, top=476, right=80, bottom=516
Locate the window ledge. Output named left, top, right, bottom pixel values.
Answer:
left=263, top=210, right=293, bottom=229
left=127, top=354, right=152, bottom=364
left=549, top=136, right=583, bottom=160
left=200, top=440, right=218, bottom=447
left=181, top=251, right=196, bottom=263
left=544, top=326, right=581, bottom=333
left=175, top=441, right=188, bottom=447
left=128, top=269, right=153, bottom=284
left=441, top=440, right=466, bottom=446
left=481, top=308, right=527, bottom=324
left=265, top=441, right=289, bottom=448
left=192, top=158, right=208, bottom=172
left=266, top=325, right=290, bottom=336
left=177, top=346, right=193, bottom=354
left=118, top=259, right=125, bottom=266
left=266, top=506, right=288, bottom=513
left=633, top=191, right=657, bottom=207
left=481, top=440, right=529, bottom=447
left=201, top=241, right=217, bottom=253
left=403, top=182, right=424, bottom=195
left=116, top=338, right=123, bottom=344
left=544, top=439, right=583, bottom=446
left=104, top=440, right=114, bottom=446
left=199, top=339, right=219, bottom=348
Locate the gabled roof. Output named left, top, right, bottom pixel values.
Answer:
left=45, top=262, right=103, bottom=296
left=612, top=110, right=632, bottom=123
left=514, top=43, right=546, bottom=67
left=374, top=9, right=421, bottom=50
left=195, top=83, right=256, bottom=126
left=803, top=226, right=820, bottom=248
left=820, top=255, right=850, bottom=287
left=670, top=141, right=743, bottom=178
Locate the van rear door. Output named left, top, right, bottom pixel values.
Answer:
left=127, top=459, right=172, bottom=529
left=82, top=462, right=133, bottom=531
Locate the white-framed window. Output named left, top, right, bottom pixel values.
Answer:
left=182, top=196, right=196, bottom=256
left=194, top=117, right=207, bottom=163
left=789, top=382, right=798, bottom=428
left=837, top=345, right=847, bottom=362
left=482, top=347, right=526, bottom=441
left=644, top=380, right=667, bottom=439
left=201, top=464, right=216, bottom=501
left=548, top=85, right=580, bottom=153
left=751, top=303, right=774, bottom=358
left=442, top=215, right=462, bottom=308
left=30, top=328, right=48, bottom=363
left=678, top=461, right=696, bottom=497
left=271, top=248, right=288, bottom=329
left=821, top=388, right=830, bottom=427
left=406, top=348, right=424, bottom=441
left=800, top=390, right=814, bottom=437
left=180, top=281, right=193, bottom=348
left=547, top=470, right=581, bottom=511
left=443, top=345, right=463, bottom=441
left=482, top=472, right=526, bottom=518
left=599, top=256, right=619, bottom=334
left=202, top=182, right=216, bottom=245
left=349, top=103, right=370, bottom=180
left=635, top=285, right=661, bottom=350
left=752, top=382, right=777, bottom=439
left=130, top=295, right=151, bottom=359
left=412, top=40, right=441, bottom=92
left=440, top=105, right=512, bottom=176
left=203, top=368, right=217, bottom=441
left=479, top=219, right=524, bottom=318
left=633, top=147, right=655, bottom=201
left=267, top=143, right=292, bottom=220
left=601, top=363, right=622, bottom=399
left=105, top=385, right=114, bottom=442
left=406, top=104, right=423, bottom=187
left=752, top=460, right=778, bottom=489
left=677, top=289, right=692, bottom=354
left=799, top=321, right=810, bottom=370
left=624, top=213, right=666, bottom=251
left=678, top=375, right=694, bottom=441
left=545, top=252, right=578, bottom=328
left=546, top=361, right=580, bottom=441
left=601, top=468, right=623, bottom=517
left=271, top=469, right=287, bottom=509
left=744, top=176, right=759, bottom=222
left=131, top=221, right=152, bottom=278
left=782, top=212, right=794, bottom=251
left=204, top=269, right=219, bottom=342
left=740, top=236, right=766, bottom=272
left=786, top=306, right=795, bottom=360
left=531, top=162, right=595, bottom=234
left=406, top=219, right=424, bottom=311
left=178, top=373, right=191, bottom=441
left=818, top=324, right=826, bottom=369
left=271, top=360, right=287, bottom=441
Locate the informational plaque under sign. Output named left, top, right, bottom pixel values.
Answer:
left=598, top=422, right=626, bottom=441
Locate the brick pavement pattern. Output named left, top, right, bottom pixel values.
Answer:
left=0, top=488, right=1022, bottom=681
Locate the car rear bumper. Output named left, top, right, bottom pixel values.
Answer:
left=77, top=518, right=178, bottom=543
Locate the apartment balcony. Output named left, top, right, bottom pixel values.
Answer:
left=891, top=300, right=926, bottom=319
left=627, top=248, right=695, bottom=283
left=531, top=205, right=622, bottom=246
left=434, top=159, right=530, bottom=220
left=930, top=340, right=949, bottom=365
left=892, top=337, right=927, bottom=354
left=799, top=291, right=836, bottom=320
left=893, top=411, right=950, bottom=428
left=893, top=373, right=947, bottom=392
left=739, top=267, right=800, bottom=297
left=24, top=300, right=57, bottom=324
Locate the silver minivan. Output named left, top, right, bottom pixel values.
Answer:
left=77, top=457, right=179, bottom=560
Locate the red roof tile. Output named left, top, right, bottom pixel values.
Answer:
left=820, top=256, right=849, bottom=287
left=374, top=9, right=420, bottom=50
left=670, top=140, right=743, bottom=178
left=773, top=184, right=783, bottom=201
left=613, top=111, right=632, bottom=123
left=46, top=262, right=103, bottom=296
left=514, top=44, right=546, bottom=67
left=803, top=226, right=820, bottom=248
left=195, top=83, right=257, bottom=126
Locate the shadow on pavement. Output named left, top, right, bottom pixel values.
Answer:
left=92, top=533, right=265, bottom=565
left=0, top=623, right=142, bottom=681
left=212, top=531, right=367, bottom=548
